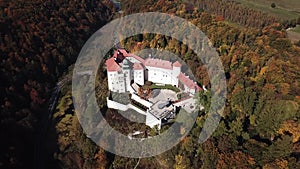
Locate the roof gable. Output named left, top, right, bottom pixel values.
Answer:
left=106, top=57, right=121, bottom=72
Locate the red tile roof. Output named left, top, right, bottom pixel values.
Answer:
left=105, top=57, right=121, bottom=72
left=113, top=49, right=145, bottom=63
left=133, top=62, right=143, bottom=70
left=130, top=54, right=145, bottom=63
left=107, top=50, right=203, bottom=92
left=195, top=85, right=202, bottom=92
left=144, top=58, right=173, bottom=70
left=173, top=61, right=182, bottom=67
left=178, top=72, right=201, bottom=91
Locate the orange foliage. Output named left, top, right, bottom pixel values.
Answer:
left=280, top=83, right=290, bottom=95
left=216, top=15, right=225, bottom=22
left=217, top=151, right=255, bottom=168
left=94, top=149, right=108, bottom=169
left=263, top=159, right=288, bottom=169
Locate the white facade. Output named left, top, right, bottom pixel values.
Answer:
left=172, top=66, right=181, bottom=78
left=183, top=84, right=196, bottom=95
left=107, top=55, right=183, bottom=92
left=146, top=66, right=178, bottom=87
left=107, top=71, right=126, bottom=93
left=106, top=50, right=201, bottom=94
left=134, top=69, right=144, bottom=85
left=145, top=112, right=161, bottom=129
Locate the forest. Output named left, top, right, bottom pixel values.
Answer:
left=0, top=0, right=114, bottom=168
left=1, top=0, right=300, bottom=168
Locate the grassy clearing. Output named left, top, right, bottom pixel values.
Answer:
left=287, top=31, right=300, bottom=43
left=287, top=25, right=300, bottom=42
left=150, top=84, right=180, bottom=93
left=290, top=25, right=300, bottom=33
left=234, top=0, right=300, bottom=20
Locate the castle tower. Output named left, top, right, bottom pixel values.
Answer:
left=172, top=61, right=182, bottom=87
left=122, top=59, right=132, bottom=92
left=133, top=63, right=144, bottom=86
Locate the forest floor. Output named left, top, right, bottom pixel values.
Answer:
left=234, top=0, right=300, bottom=20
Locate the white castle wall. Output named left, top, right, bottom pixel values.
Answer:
left=106, top=98, right=147, bottom=115
left=146, top=66, right=178, bottom=86
left=123, top=69, right=131, bottom=92
left=145, top=111, right=161, bottom=129
left=107, top=97, right=161, bottom=127
left=106, top=97, right=128, bottom=111
left=172, top=66, right=181, bottom=87
left=107, top=71, right=126, bottom=93
left=134, top=69, right=144, bottom=85
left=131, top=93, right=153, bottom=108
left=128, top=104, right=147, bottom=115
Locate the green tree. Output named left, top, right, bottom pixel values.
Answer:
left=262, top=135, right=292, bottom=162
left=271, top=3, right=276, bottom=8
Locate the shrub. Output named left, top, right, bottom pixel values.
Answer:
left=271, top=3, right=276, bottom=8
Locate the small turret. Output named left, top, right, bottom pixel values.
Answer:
left=172, top=61, right=181, bottom=77
left=122, top=58, right=130, bottom=70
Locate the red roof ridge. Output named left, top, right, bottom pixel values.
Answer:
left=130, top=54, right=145, bottom=63
left=173, top=61, right=182, bottom=67
left=144, top=58, right=173, bottom=70
left=178, top=72, right=201, bottom=91
left=133, top=62, right=143, bottom=70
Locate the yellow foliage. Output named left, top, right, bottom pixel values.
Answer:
left=278, top=120, right=300, bottom=143
left=174, top=155, right=187, bottom=169
left=249, top=76, right=257, bottom=82
left=256, top=38, right=264, bottom=46
left=259, top=66, right=268, bottom=76
left=180, top=126, right=186, bottom=135
left=249, top=115, right=256, bottom=126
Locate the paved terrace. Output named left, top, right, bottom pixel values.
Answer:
left=149, top=100, right=175, bottom=119
left=146, top=89, right=178, bottom=119
left=148, top=89, right=177, bottom=103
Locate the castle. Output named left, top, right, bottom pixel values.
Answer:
left=106, top=49, right=201, bottom=94
left=105, top=49, right=202, bottom=129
